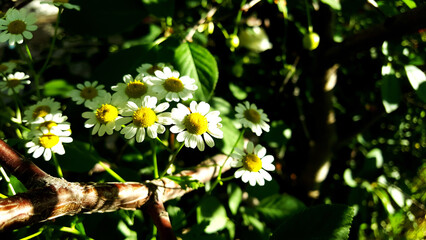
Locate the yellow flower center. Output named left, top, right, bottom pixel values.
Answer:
left=147, top=65, right=163, bottom=75
left=39, top=120, right=58, bottom=130
left=133, top=107, right=157, bottom=128
left=164, top=77, right=184, bottom=92
left=242, top=153, right=262, bottom=172
left=244, top=109, right=261, bottom=123
left=125, top=80, right=147, bottom=98
left=8, top=20, right=27, bottom=35
left=96, top=104, right=118, bottom=124
left=6, top=79, right=20, bottom=88
left=53, top=0, right=69, bottom=3
left=39, top=133, right=59, bottom=149
left=185, top=112, right=208, bottom=135
left=80, top=86, right=98, bottom=100
left=0, top=64, right=8, bottom=72
left=32, top=106, right=51, bottom=119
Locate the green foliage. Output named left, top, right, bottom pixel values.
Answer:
left=271, top=204, right=355, bottom=240
left=165, top=175, right=204, bottom=190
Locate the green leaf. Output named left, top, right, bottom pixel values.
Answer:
left=166, top=175, right=204, bottom=190
left=57, top=141, right=98, bottom=173
left=271, top=204, right=355, bottom=240
left=256, top=194, right=306, bottom=224
left=196, top=196, right=228, bottom=234
left=405, top=65, right=426, bottom=102
left=229, top=82, right=247, bottom=100
left=381, top=65, right=401, bottom=113
left=61, top=0, right=146, bottom=37
left=174, top=42, right=218, bottom=101
left=227, top=182, right=242, bottom=215
left=43, top=79, right=74, bottom=97
left=167, top=205, right=187, bottom=230
left=321, top=0, right=341, bottom=10
left=402, top=0, right=416, bottom=9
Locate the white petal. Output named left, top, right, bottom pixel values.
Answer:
left=259, top=169, right=272, bottom=181
left=255, top=145, right=266, bottom=158
left=43, top=149, right=52, bottom=161
left=235, top=168, right=246, bottom=178
left=203, top=133, right=215, bottom=148
left=246, top=141, right=254, bottom=153
left=241, top=171, right=250, bottom=183
left=33, top=147, right=44, bottom=159
left=196, top=135, right=205, bottom=151
left=196, top=102, right=210, bottom=115
left=136, top=128, right=145, bottom=142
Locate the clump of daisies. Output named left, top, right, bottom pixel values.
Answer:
left=0, top=8, right=38, bottom=46
left=24, top=97, right=73, bottom=161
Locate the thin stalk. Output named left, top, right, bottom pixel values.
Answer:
left=208, top=129, right=245, bottom=195
left=97, top=160, right=126, bottom=183
left=233, top=0, right=248, bottom=35
left=0, top=166, right=16, bottom=195
left=160, top=142, right=185, bottom=178
left=20, top=228, right=44, bottom=240
left=156, top=137, right=173, bottom=153
left=304, top=0, right=313, bottom=32
left=38, top=8, right=62, bottom=77
left=152, top=141, right=159, bottom=178
left=51, top=152, right=63, bottom=178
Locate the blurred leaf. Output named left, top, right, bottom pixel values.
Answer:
left=229, top=82, right=247, bottom=100
left=402, top=0, right=416, bottom=8
left=374, top=187, right=395, bottom=214
left=210, top=97, right=233, bottom=117
left=215, top=115, right=243, bottom=155
left=405, top=65, right=426, bottom=102
left=381, top=65, right=401, bottom=113
left=43, top=79, right=74, bottom=97
left=142, top=0, right=174, bottom=18
left=343, top=168, right=358, bottom=188
left=321, top=0, right=341, bottom=10
left=117, top=220, right=137, bottom=239
left=166, top=175, right=204, bottom=190
left=256, top=194, right=306, bottom=224
left=246, top=179, right=279, bottom=200
left=271, top=204, right=355, bottom=240
left=8, top=175, right=27, bottom=194
left=167, top=205, right=187, bottom=230
left=388, top=186, right=405, bottom=208
left=196, top=196, right=228, bottom=234
left=366, top=148, right=383, bottom=169
left=174, top=42, right=218, bottom=101
left=61, top=0, right=146, bottom=37
left=227, top=182, right=242, bottom=215
left=263, top=120, right=291, bottom=148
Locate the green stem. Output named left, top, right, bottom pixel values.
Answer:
left=160, top=142, right=185, bottom=178
left=152, top=141, right=159, bottom=179
left=39, top=8, right=62, bottom=77
left=156, top=137, right=173, bottom=153
left=304, top=0, right=313, bottom=32
left=20, top=228, right=44, bottom=240
left=233, top=0, right=247, bottom=35
left=97, top=160, right=126, bottom=183
left=52, top=152, right=63, bottom=178
left=0, top=167, right=16, bottom=195
left=20, top=44, right=38, bottom=98
left=208, top=129, right=245, bottom=195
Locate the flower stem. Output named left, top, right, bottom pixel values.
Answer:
left=304, top=0, right=313, bottom=32
left=208, top=128, right=245, bottom=195
left=152, top=141, right=159, bottom=179
left=39, top=8, right=62, bottom=77
left=97, top=161, right=126, bottom=183
left=20, top=228, right=44, bottom=240
left=0, top=166, right=16, bottom=195
left=52, top=152, right=63, bottom=178
left=160, top=142, right=184, bottom=178
left=233, top=0, right=247, bottom=35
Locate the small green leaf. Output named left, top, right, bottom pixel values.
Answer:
left=321, top=0, right=341, bottom=10
left=381, top=65, right=401, bottom=113
left=43, top=79, right=74, bottom=97
left=174, top=42, right=218, bottom=101
left=405, top=65, right=426, bottom=102
left=227, top=182, right=242, bottom=215
left=229, top=82, right=247, bottom=100
left=166, top=175, right=204, bottom=190
left=271, top=204, right=355, bottom=240
left=167, top=205, right=187, bottom=230
left=256, top=194, right=306, bottom=223
left=196, top=196, right=228, bottom=234
left=402, top=0, right=416, bottom=8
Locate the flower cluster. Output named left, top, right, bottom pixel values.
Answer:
left=76, top=63, right=222, bottom=152
left=230, top=101, right=274, bottom=186
left=24, top=98, right=73, bottom=161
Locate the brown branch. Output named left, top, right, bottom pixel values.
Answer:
left=0, top=139, right=228, bottom=234
left=326, top=4, right=426, bottom=63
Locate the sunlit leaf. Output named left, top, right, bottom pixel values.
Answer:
left=174, top=42, right=218, bottom=101
left=256, top=194, right=306, bottom=224
left=321, top=0, right=341, bottom=10
left=229, top=82, right=247, bottom=100
left=196, top=196, right=228, bottom=234
left=271, top=204, right=355, bottom=240
left=43, top=79, right=74, bottom=97
left=381, top=65, right=401, bottom=113
left=227, top=182, right=242, bottom=215
left=405, top=65, right=426, bottom=102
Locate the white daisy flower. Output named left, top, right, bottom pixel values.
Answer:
left=69, top=81, right=107, bottom=107
left=111, top=74, right=152, bottom=102
left=170, top=101, right=223, bottom=151
left=0, top=62, right=17, bottom=74
left=82, top=93, right=125, bottom=136
left=235, top=101, right=270, bottom=136
left=151, top=67, right=198, bottom=102
left=23, top=97, right=62, bottom=123
left=118, top=96, right=172, bottom=143
left=25, top=127, right=73, bottom=161
left=136, top=63, right=170, bottom=76
left=230, top=141, right=275, bottom=186
left=30, top=112, right=71, bottom=132
left=0, top=72, right=30, bottom=95
left=0, top=8, right=38, bottom=46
